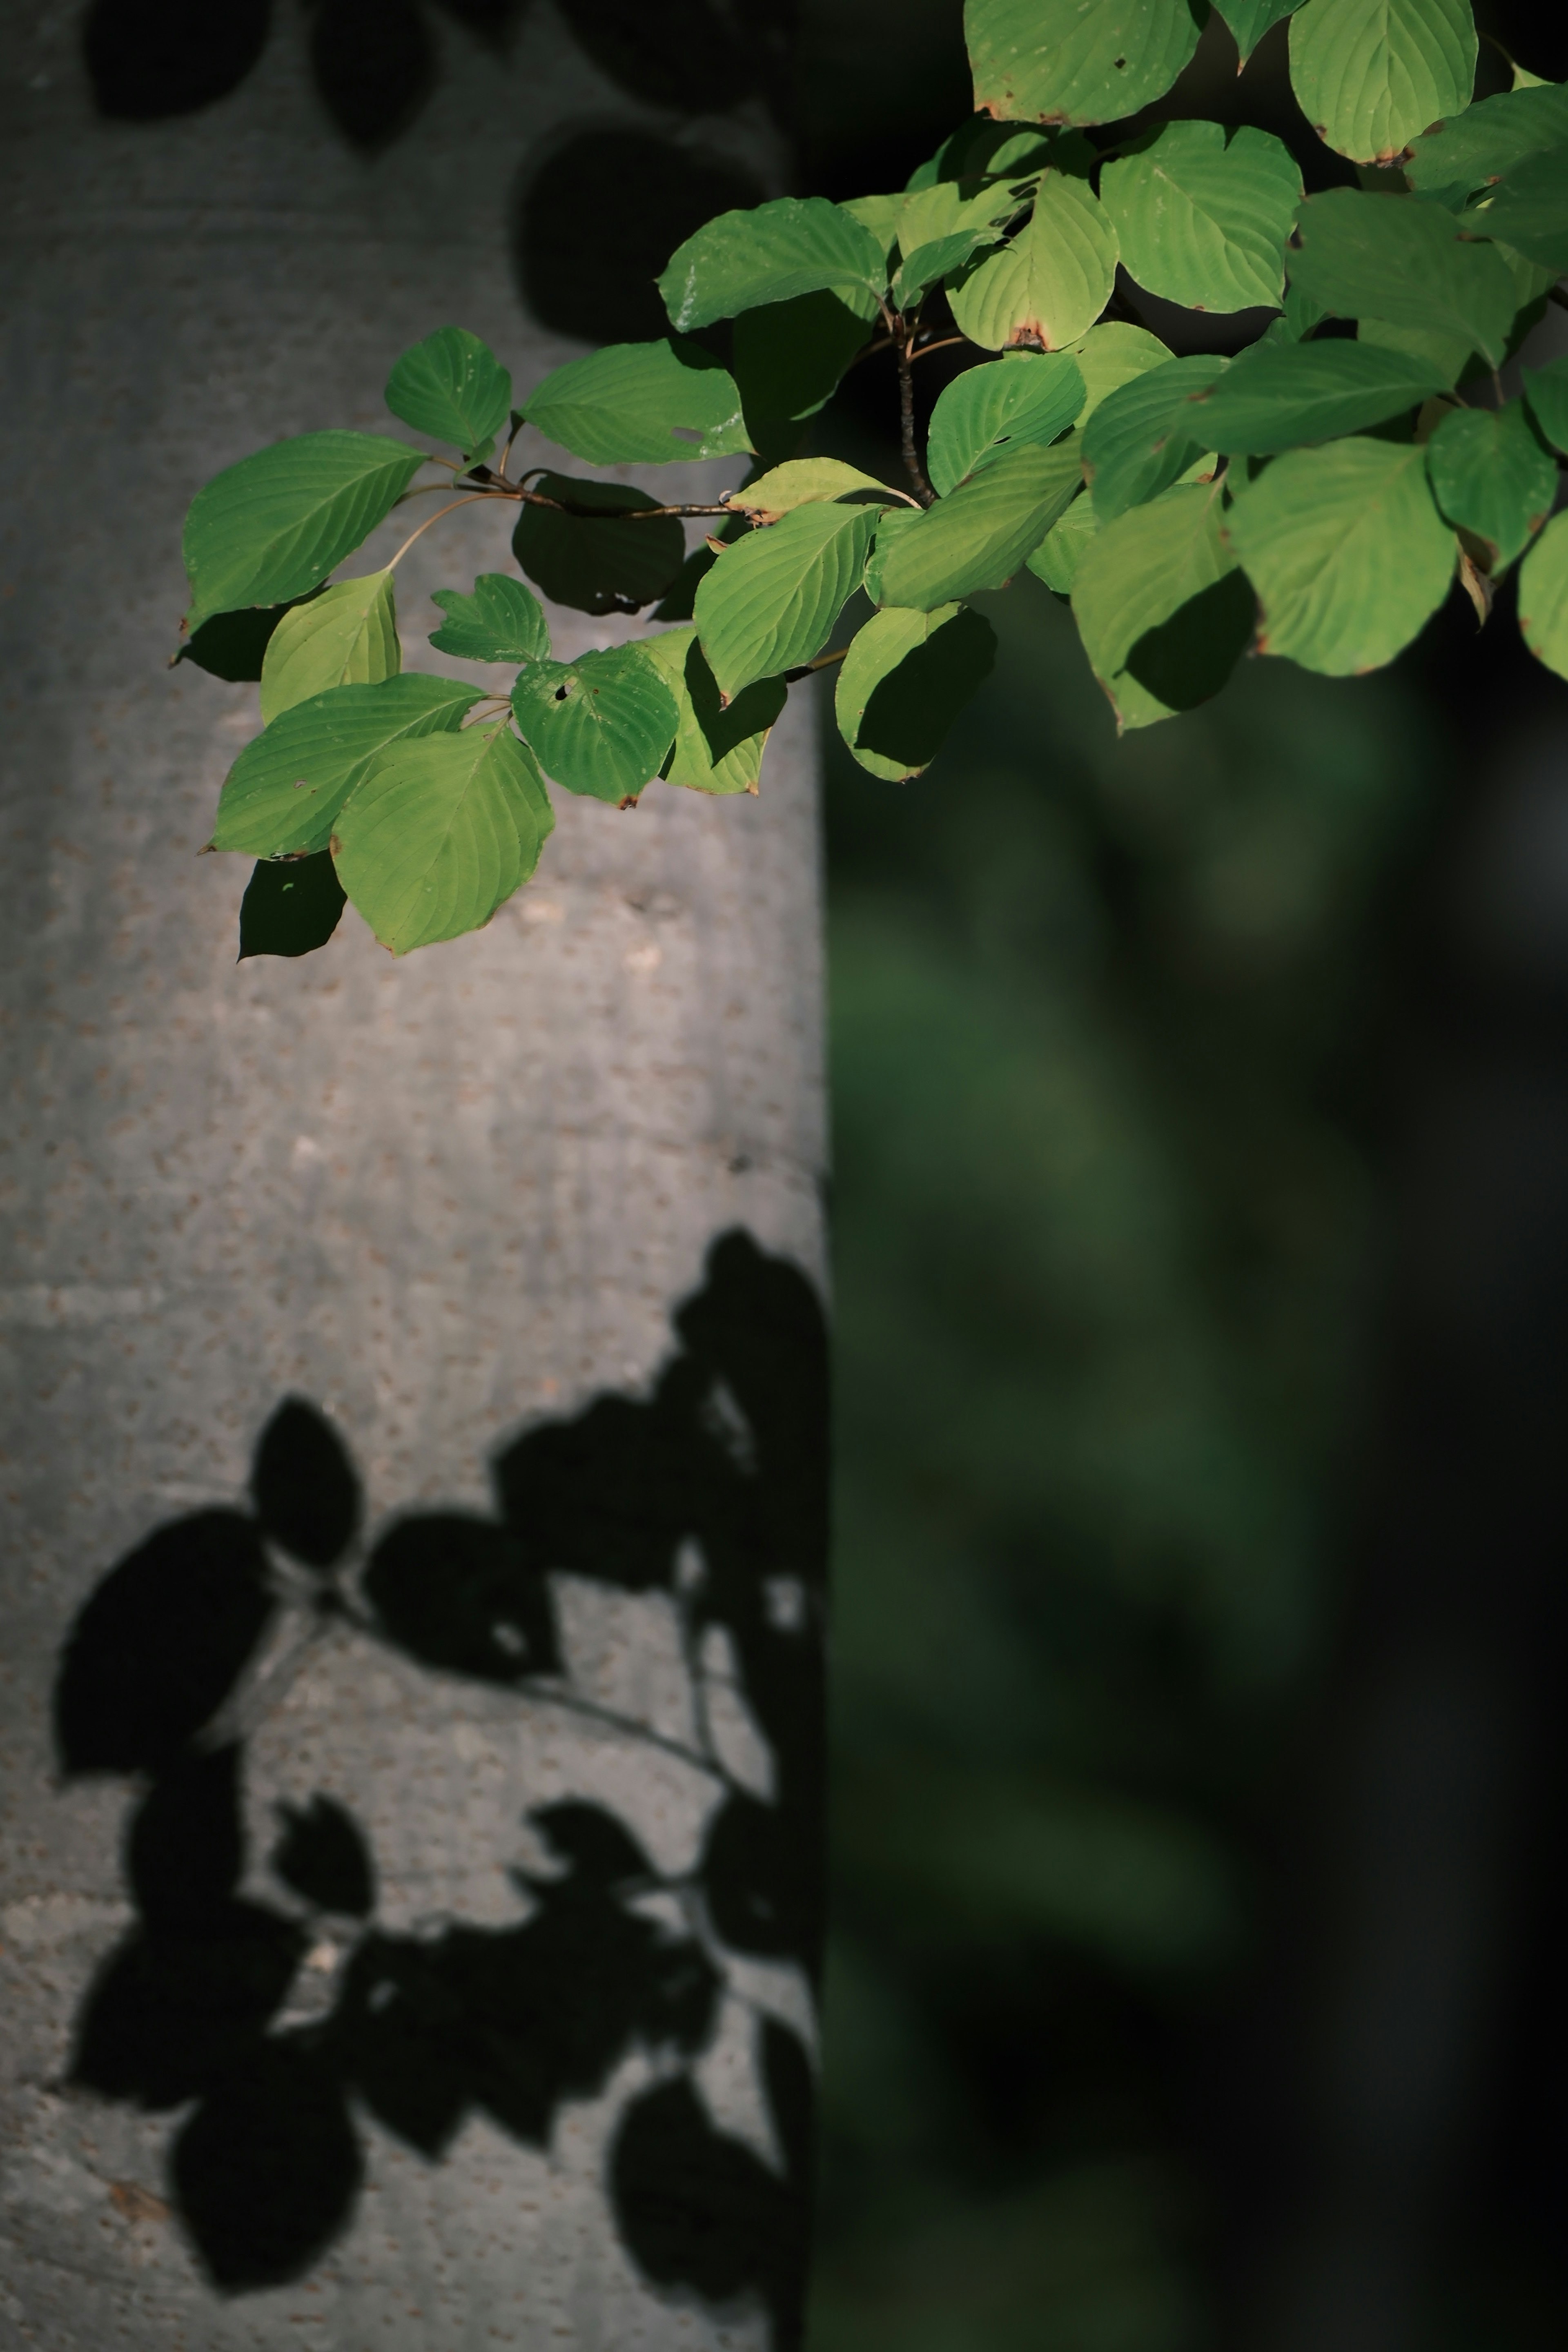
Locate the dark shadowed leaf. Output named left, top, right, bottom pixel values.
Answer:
left=1406, top=81, right=1568, bottom=197
left=1425, top=399, right=1557, bottom=569
left=1518, top=511, right=1568, bottom=681
left=731, top=290, right=875, bottom=441
left=644, top=627, right=788, bottom=795
left=365, top=1512, right=559, bottom=1681
left=512, top=474, right=685, bottom=616
left=1523, top=354, right=1568, bottom=454
left=271, top=1795, right=375, bottom=1917
left=1477, top=144, right=1568, bottom=273
left=251, top=1395, right=360, bottom=1568
left=1073, top=483, right=1250, bottom=731
left=173, top=2042, right=362, bottom=2288
left=310, top=0, right=433, bottom=148
left=176, top=599, right=310, bottom=684
left=238, top=853, right=347, bottom=960
left=835, top=603, right=998, bottom=780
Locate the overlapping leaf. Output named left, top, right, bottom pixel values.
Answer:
left=332, top=723, right=552, bottom=955
left=1064, top=322, right=1174, bottom=422
left=1523, top=356, right=1568, bottom=454
left=927, top=352, right=1085, bottom=497
left=522, top=339, right=752, bottom=467
left=949, top=171, right=1118, bottom=350
left=834, top=603, right=998, bottom=779
left=642, top=627, right=788, bottom=795
left=428, top=573, right=550, bottom=664
left=964, top=0, right=1204, bottom=127
left=1474, top=145, right=1568, bottom=273
left=1215, top=0, right=1300, bottom=65
left=385, top=328, right=512, bottom=468
left=213, top=675, right=480, bottom=858
left=890, top=176, right=1027, bottom=306
left=183, top=432, right=424, bottom=630
left=658, top=198, right=887, bottom=334
left=1405, top=81, right=1568, bottom=196
left=1101, top=123, right=1302, bottom=313
left=512, top=475, right=684, bottom=617
left=1184, top=339, right=1448, bottom=452
left=512, top=645, right=680, bottom=803
left=1288, top=0, right=1477, bottom=165
left=694, top=501, right=882, bottom=700
left=1288, top=188, right=1518, bottom=369
left=730, top=292, right=875, bottom=439
left=725, top=459, right=897, bottom=526
left=259, top=571, right=399, bottom=722
left=1424, top=400, right=1557, bottom=570
left=1073, top=483, right=1253, bottom=729
left=1026, top=491, right=1098, bottom=592
left=1082, top=356, right=1224, bottom=521
left=1224, top=435, right=1456, bottom=673
left=867, top=441, right=1083, bottom=609
left=1518, top=510, right=1568, bottom=681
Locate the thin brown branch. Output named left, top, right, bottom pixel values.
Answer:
left=895, top=318, right=935, bottom=506
left=907, top=334, right=971, bottom=363
left=387, top=493, right=494, bottom=567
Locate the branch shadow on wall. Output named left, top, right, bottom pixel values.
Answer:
left=52, top=1228, right=825, bottom=2345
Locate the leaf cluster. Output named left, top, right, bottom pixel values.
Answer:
left=177, top=0, right=1568, bottom=958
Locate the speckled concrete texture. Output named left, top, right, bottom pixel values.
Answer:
left=0, top=7, right=825, bottom=2344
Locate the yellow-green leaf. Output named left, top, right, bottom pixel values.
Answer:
left=965, top=0, right=1205, bottom=128
left=867, top=441, right=1084, bottom=609
left=1072, top=484, right=1254, bottom=731
left=694, top=501, right=881, bottom=700
left=1101, top=122, right=1302, bottom=313
left=1288, top=0, right=1477, bottom=165
left=1518, top=508, right=1568, bottom=679
left=949, top=171, right=1118, bottom=352
left=834, top=603, right=998, bottom=780
left=642, top=626, right=788, bottom=796
left=724, top=459, right=899, bottom=526
left=259, top=570, right=399, bottom=723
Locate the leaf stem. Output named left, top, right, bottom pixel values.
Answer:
left=908, top=334, right=969, bottom=363
left=784, top=645, right=851, bottom=682
left=387, top=492, right=494, bottom=568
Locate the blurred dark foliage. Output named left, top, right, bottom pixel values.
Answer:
left=57, top=1233, right=824, bottom=2339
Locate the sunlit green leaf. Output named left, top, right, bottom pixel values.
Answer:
left=1288, top=188, right=1518, bottom=368
left=949, top=171, right=1118, bottom=351
left=1405, top=80, right=1568, bottom=195
left=1523, top=354, right=1568, bottom=453
left=890, top=176, right=1027, bottom=305
left=183, top=431, right=424, bottom=630
left=1223, top=435, right=1456, bottom=673
left=867, top=441, right=1083, bottom=609
left=385, top=327, right=512, bottom=468
left=927, top=352, right=1086, bottom=497
left=1100, top=122, right=1302, bottom=313
left=428, top=572, right=550, bottom=664
left=522, top=339, right=752, bottom=466
left=694, top=501, right=881, bottom=700
left=1518, top=509, right=1568, bottom=680
left=1472, top=144, right=1568, bottom=272
left=964, top=0, right=1204, bottom=127
left=332, top=722, right=550, bottom=955
left=512, top=644, right=679, bottom=803
left=1288, top=0, right=1477, bottom=165
left=1082, top=356, right=1225, bottom=522
left=642, top=626, right=788, bottom=795
left=512, top=474, right=685, bottom=616
left=1073, top=482, right=1254, bottom=730
left=1062, top=321, right=1174, bottom=422
left=1185, top=339, right=1448, bottom=451
left=724, top=458, right=899, bottom=524
left=238, top=853, right=346, bottom=960
left=213, top=674, right=481, bottom=857
left=1025, top=488, right=1098, bottom=592
left=658, top=197, right=887, bottom=334
left=1425, top=399, right=1557, bottom=569
left=834, top=602, right=998, bottom=780
left=1215, top=0, right=1299, bottom=65
left=259, top=570, right=399, bottom=722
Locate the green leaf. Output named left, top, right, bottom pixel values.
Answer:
left=1082, top=356, right=1225, bottom=522
left=642, top=627, right=788, bottom=796
left=949, top=171, right=1118, bottom=351
left=724, top=458, right=900, bottom=524
left=1223, top=435, right=1456, bottom=673
left=1288, top=188, right=1519, bottom=369
left=694, top=501, right=882, bottom=700
left=1215, top=0, right=1300, bottom=65
left=964, top=0, right=1205, bottom=127
left=512, top=644, right=680, bottom=803
left=866, top=440, right=1084, bottom=609
left=238, top=853, right=347, bottom=960
left=731, top=292, right=875, bottom=436
left=1472, top=144, right=1568, bottom=272
left=1424, top=399, right=1557, bottom=569
left=1184, top=338, right=1449, bottom=451
left=213, top=674, right=481, bottom=857
left=1025, top=489, right=1098, bottom=592
left=927, top=352, right=1086, bottom=497
left=1062, top=321, right=1174, bottom=421
left=659, top=198, right=887, bottom=334
left=1517, top=509, right=1568, bottom=680
left=842, top=192, right=907, bottom=260
left=1406, top=81, right=1568, bottom=196
left=1073, top=483, right=1253, bottom=729
left=1523, top=355, right=1568, bottom=453
left=889, top=176, right=1027, bottom=305
left=385, top=327, right=513, bottom=468
left=183, top=432, right=425, bottom=631
left=833, top=603, right=998, bottom=780
left=428, top=573, right=550, bottom=664
left=1100, top=122, right=1303, bottom=313
left=258, top=570, right=399, bottom=723
left=1288, top=0, right=1477, bottom=165
left=512, top=474, right=685, bottom=616
left=522, top=339, right=752, bottom=467
left=332, top=723, right=551, bottom=956
left=1357, top=315, right=1473, bottom=385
